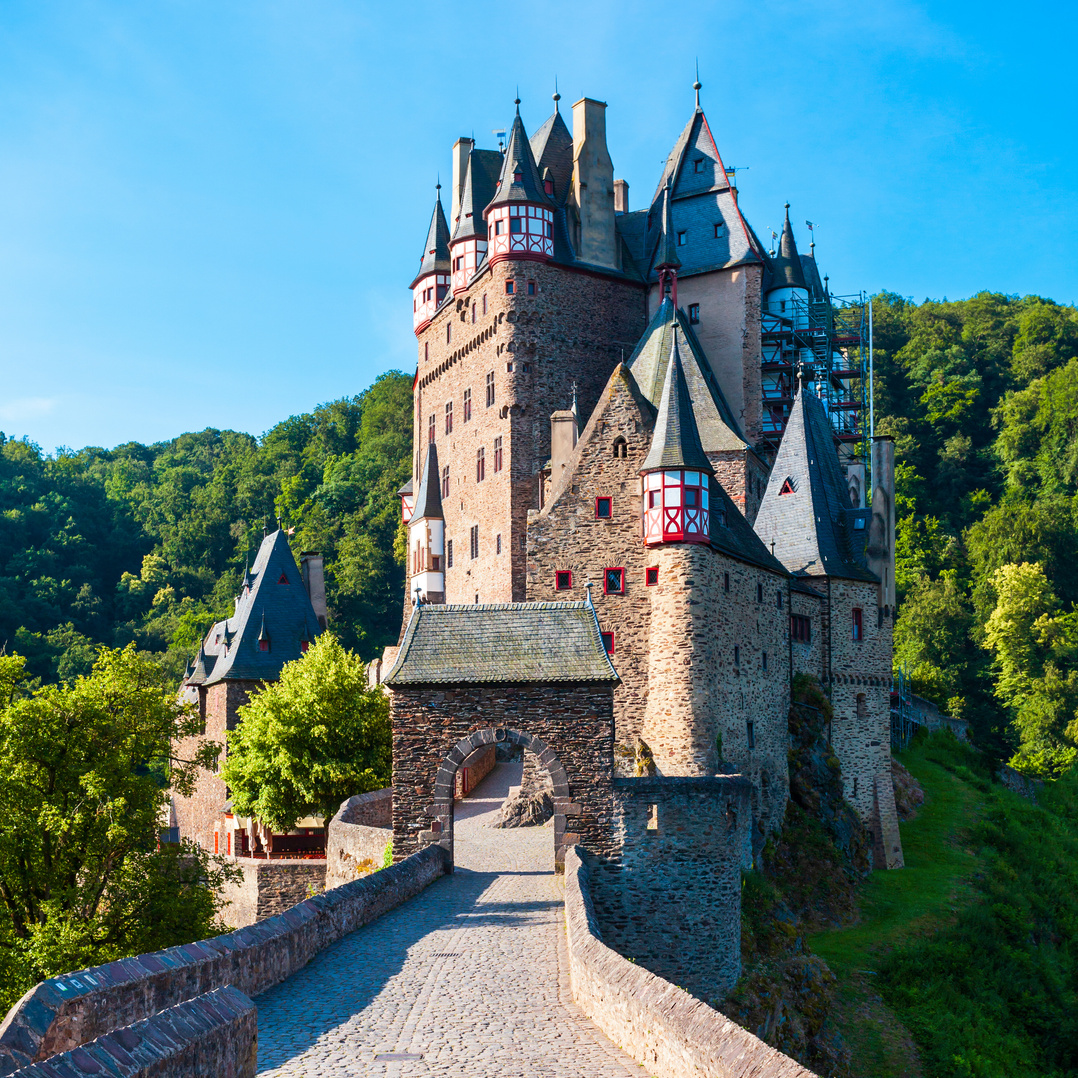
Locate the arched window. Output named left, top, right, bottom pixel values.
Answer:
left=612, top=436, right=627, bottom=459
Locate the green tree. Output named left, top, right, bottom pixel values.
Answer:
left=0, top=647, right=234, bottom=1011
left=221, top=633, right=391, bottom=832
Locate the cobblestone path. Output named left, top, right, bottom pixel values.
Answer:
left=255, top=762, right=639, bottom=1077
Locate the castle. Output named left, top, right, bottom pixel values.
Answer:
left=382, top=82, right=904, bottom=977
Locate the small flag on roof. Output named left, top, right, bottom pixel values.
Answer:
left=806, top=220, right=814, bottom=230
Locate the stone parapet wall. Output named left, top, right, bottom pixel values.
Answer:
left=220, top=859, right=328, bottom=928
left=325, top=792, right=394, bottom=889
left=455, top=744, right=496, bottom=797
left=591, top=777, right=751, bottom=999
left=0, top=846, right=448, bottom=1073
left=8, top=986, right=256, bottom=1078
left=564, top=847, right=817, bottom=1078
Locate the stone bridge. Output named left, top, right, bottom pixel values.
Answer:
left=0, top=761, right=813, bottom=1078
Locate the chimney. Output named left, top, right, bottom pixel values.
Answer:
left=550, top=409, right=579, bottom=479
left=451, top=137, right=474, bottom=225
left=300, top=552, right=329, bottom=631
left=613, top=179, right=629, bottom=215
left=846, top=459, right=866, bottom=508
left=866, top=438, right=895, bottom=614
left=570, top=98, right=618, bottom=270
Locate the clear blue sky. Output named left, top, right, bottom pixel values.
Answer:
left=1, top=0, right=1073, bottom=453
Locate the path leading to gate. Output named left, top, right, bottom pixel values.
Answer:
left=255, top=762, right=639, bottom=1077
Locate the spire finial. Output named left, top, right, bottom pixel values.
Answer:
left=515, top=86, right=520, bottom=112
left=553, top=77, right=560, bottom=109
left=784, top=201, right=791, bottom=216
left=436, top=174, right=442, bottom=196
left=693, top=60, right=702, bottom=110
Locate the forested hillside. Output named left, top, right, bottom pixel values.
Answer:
left=3, top=292, right=1078, bottom=779
left=0, top=370, right=413, bottom=684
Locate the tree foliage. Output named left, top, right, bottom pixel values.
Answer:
left=220, top=634, right=391, bottom=831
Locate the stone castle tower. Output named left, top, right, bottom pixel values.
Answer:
left=393, top=85, right=902, bottom=870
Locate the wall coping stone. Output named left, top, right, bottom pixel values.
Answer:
left=564, top=847, right=817, bottom=1078
left=8, top=986, right=256, bottom=1078
left=611, top=775, right=754, bottom=793
left=0, top=845, right=448, bottom=1073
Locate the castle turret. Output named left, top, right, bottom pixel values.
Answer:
left=766, top=203, right=808, bottom=328
left=450, top=147, right=502, bottom=295
left=653, top=182, right=681, bottom=307
left=640, top=331, right=714, bottom=546
left=483, top=101, right=554, bottom=265
left=411, top=187, right=451, bottom=334
left=408, top=442, right=446, bottom=604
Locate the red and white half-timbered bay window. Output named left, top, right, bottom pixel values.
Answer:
left=642, top=470, right=710, bottom=545
left=412, top=274, right=449, bottom=333
left=486, top=204, right=554, bottom=263
left=451, top=238, right=487, bottom=295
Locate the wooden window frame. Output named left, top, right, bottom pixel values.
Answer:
left=595, top=496, right=612, bottom=519
left=600, top=631, right=615, bottom=655
left=555, top=570, right=572, bottom=591
left=646, top=566, right=659, bottom=586
left=603, top=567, right=625, bottom=595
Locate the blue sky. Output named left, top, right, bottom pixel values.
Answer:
left=0, top=0, right=1073, bottom=453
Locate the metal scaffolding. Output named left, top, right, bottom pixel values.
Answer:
left=759, top=291, right=870, bottom=464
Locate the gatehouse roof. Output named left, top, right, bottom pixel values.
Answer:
left=383, top=601, right=620, bottom=685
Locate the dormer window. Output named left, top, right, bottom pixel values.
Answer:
left=693, top=158, right=705, bottom=174
left=714, top=222, right=724, bottom=237
left=300, top=639, right=309, bottom=653
left=676, top=231, right=687, bottom=246
left=514, top=170, right=523, bottom=183
left=259, top=639, right=269, bottom=652
left=780, top=477, right=795, bottom=495
left=688, top=303, right=700, bottom=324
left=544, top=179, right=554, bottom=195
left=278, top=573, right=288, bottom=584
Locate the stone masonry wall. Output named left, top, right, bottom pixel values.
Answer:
left=589, top=777, right=752, bottom=1001
left=526, top=364, right=655, bottom=752
left=0, top=846, right=448, bottom=1072
left=708, top=449, right=769, bottom=526
left=219, top=860, right=327, bottom=929
left=411, top=256, right=645, bottom=610
left=564, top=848, right=817, bottom=1078
left=7, top=986, right=256, bottom=1078
left=325, top=793, right=393, bottom=890
left=172, top=680, right=258, bottom=851
left=643, top=542, right=791, bottom=837
left=455, top=743, right=496, bottom=797
left=790, top=584, right=824, bottom=682
left=389, top=682, right=615, bottom=868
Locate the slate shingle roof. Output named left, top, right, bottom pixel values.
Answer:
left=641, top=334, right=712, bottom=474
left=769, top=206, right=807, bottom=292
left=800, top=250, right=825, bottom=299
left=410, top=194, right=451, bottom=289
left=627, top=298, right=748, bottom=452
left=530, top=107, right=573, bottom=206
left=183, top=530, right=323, bottom=687
left=485, top=107, right=552, bottom=214
left=383, top=602, right=620, bottom=685
left=654, top=183, right=681, bottom=270
left=451, top=149, right=503, bottom=244
left=412, top=442, right=444, bottom=521
left=753, top=384, right=877, bottom=582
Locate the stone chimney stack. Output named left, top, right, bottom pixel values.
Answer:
left=549, top=409, right=579, bottom=480
left=866, top=438, right=895, bottom=614
left=300, top=552, right=329, bottom=630
left=613, top=178, right=629, bottom=215
left=450, top=137, right=474, bottom=224
left=570, top=98, right=618, bottom=270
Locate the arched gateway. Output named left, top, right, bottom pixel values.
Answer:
left=382, top=600, right=620, bottom=870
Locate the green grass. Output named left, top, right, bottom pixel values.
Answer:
left=808, top=740, right=990, bottom=1078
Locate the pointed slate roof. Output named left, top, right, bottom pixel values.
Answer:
left=753, top=384, right=877, bottom=581
left=383, top=601, right=620, bottom=685
left=768, top=205, right=807, bottom=292
left=800, top=249, right=825, bottom=299
left=410, top=193, right=451, bottom=288
left=451, top=148, right=503, bottom=244
left=654, top=183, right=681, bottom=270
left=183, top=530, right=324, bottom=687
left=530, top=106, right=573, bottom=206
left=641, top=334, right=713, bottom=473
left=627, top=298, right=748, bottom=452
left=412, top=441, right=444, bottom=521
left=485, top=105, right=552, bottom=214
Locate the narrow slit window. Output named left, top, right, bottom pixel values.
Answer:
left=724, top=571, right=730, bottom=592
left=646, top=804, right=658, bottom=831
left=600, top=631, right=614, bottom=654
left=746, top=721, right=755, bottom=750
left=688, top=303, right=700, bottom=324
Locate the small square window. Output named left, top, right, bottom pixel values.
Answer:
left=259, top=639, right=270, bottom=652
left=693, top=158, right=705, bottom=174
left=646, top=567, right=659, bottom=586
left=527, top=280, right=536, bottom=295
left=676, top=230, right=687, bottom=246
left=555, top=570, right=572, bottom=591
left=713, top=221, right=723, bottom=237
left=601, top=631, right=615, bottom=654
left=595, top=497, right=612, bottom=519
left=509, top=217, right=523, bottom=234
left=604, top=568, right=625, bottom=594
left=506, top=280, right=515, bottom=294
left=688, top=303, right=700, bottom=324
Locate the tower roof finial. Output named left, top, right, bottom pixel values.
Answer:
left=515, top=86, right=520, bottom=112
left=553, top=76, right=560, bottom=110
left=693, top=59, right=702, bottom=110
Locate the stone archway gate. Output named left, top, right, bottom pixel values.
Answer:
left=382, top=601, right=621, bottom=868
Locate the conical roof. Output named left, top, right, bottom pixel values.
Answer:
left=627, top=298, right=748, bottom=452
left=451, top=148, right=503, bottom=244
left=653, top=183, right=681, bottom=271
left=753, top=383, right=876, bottom=581
left=768, top=205, right=807, bottom=292
left=640, top=334, right=713, bottom=474
left=412, top=441, right=444, bottom=521
left=530, top=106, right=573, bottom=205
left=800, top=248, right=825, bottom=299
left=485, top=105, right=552, bottom=214
left=410, top=192, right=451, bottom=288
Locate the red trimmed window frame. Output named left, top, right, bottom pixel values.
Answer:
left=603, top=567, right=625, bottom=595
left=600, top=631, right=615, bottom=655
left=554, top=570, right=572, bottom=592
left=646, top=566, right=659, bottom=586
left=595, top=496, right=612, bottom=519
